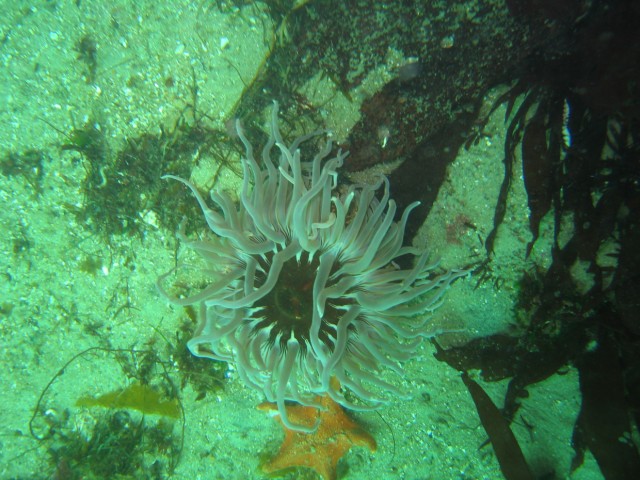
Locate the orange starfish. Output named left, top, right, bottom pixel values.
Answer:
left=258, top=391, right=377, bottom=480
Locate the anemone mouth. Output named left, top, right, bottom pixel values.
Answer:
left=158, top=101, right=468, bottom=432
left=251, top=252, right=349, bottom=356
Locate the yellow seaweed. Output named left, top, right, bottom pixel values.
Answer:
left=76, top=383, right=180, bottom=419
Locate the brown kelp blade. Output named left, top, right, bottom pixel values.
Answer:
left=461, top=372, right=534, bottom=480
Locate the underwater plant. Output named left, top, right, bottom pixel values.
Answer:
left=158, top=102, right=466, bottom=431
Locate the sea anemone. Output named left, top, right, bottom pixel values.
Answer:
left=159, top=102, right=466, bottom=432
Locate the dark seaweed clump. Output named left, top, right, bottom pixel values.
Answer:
left=27, top=305, right=231, bottom=479
left=47, top=410, right=177, bottom=480
left=60, top=107, right=240, bottom=238
left=29, top=347, right=185, bottom=480
left=0, top=149, right=47, bottom=195
left=433, top=1, right=640, bottom=477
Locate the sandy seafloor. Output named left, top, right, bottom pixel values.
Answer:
left=0, top=2, right=603, bottom=479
